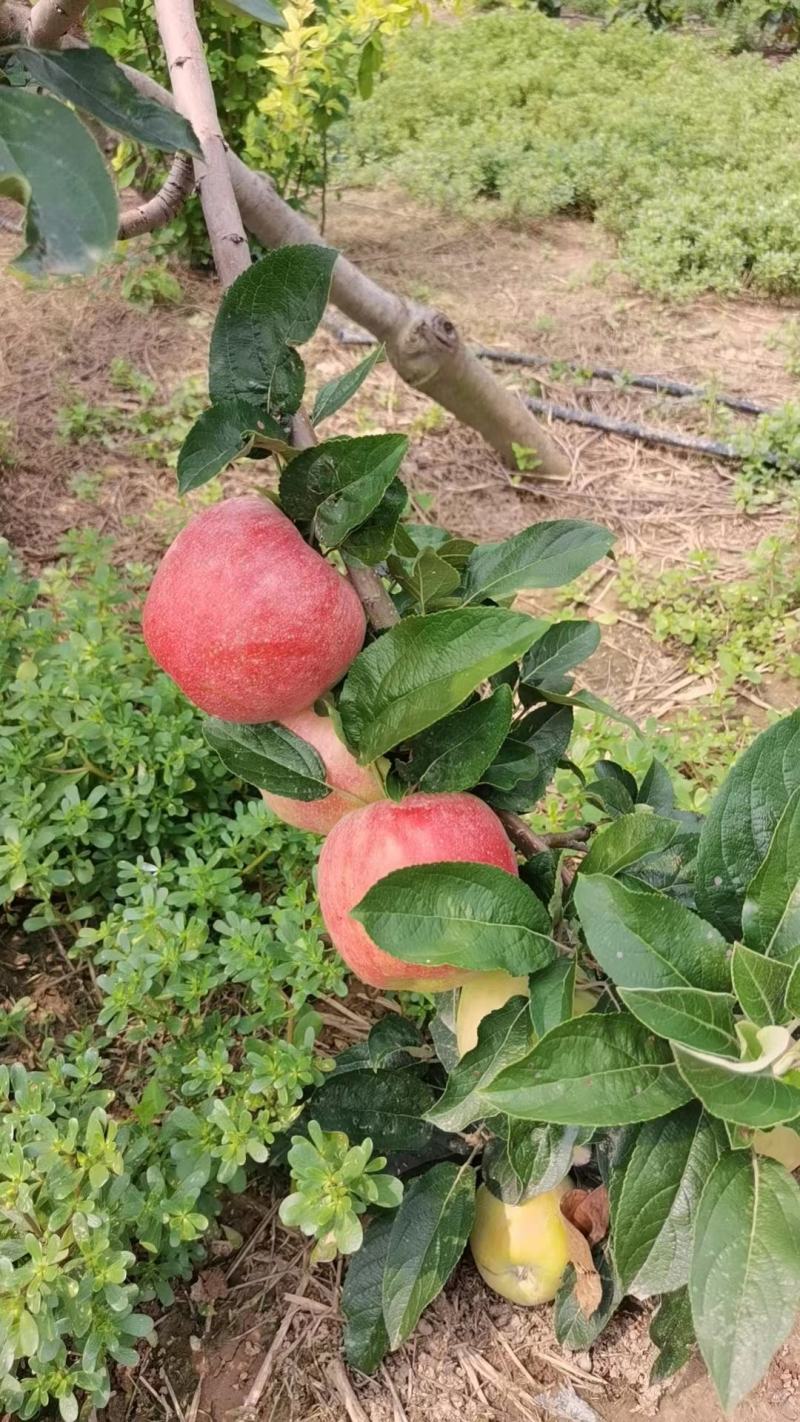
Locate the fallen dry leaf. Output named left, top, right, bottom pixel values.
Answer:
left=560, top=1213, right=603, bottom=1318
left=560, top=1185, right=609, bottom=1245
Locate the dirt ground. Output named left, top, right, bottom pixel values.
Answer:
left=2, top=190, right=800, bottom=1422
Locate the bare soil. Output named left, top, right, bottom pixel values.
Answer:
left=2, top=189, right=800, bottom=1422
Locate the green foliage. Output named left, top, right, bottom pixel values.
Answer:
left=279, top=1120, right=403, bottom=1261
left=616, top=533, right=800, bottom=688
left=347, top=11, right=800, bottom=297
left=731, top=404, right=800, bottom=508
left=57, top=364, right=206, bottom=465
left=0, top=535, right=341, bottom=1418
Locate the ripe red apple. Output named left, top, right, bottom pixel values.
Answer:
left=261, top=707, right=385, bottom=835
left=142, top=497, right=366, bottom=723
left=317, top=792, right=518, bottom=991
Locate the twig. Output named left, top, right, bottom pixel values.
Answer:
left=26, top=0, right=89, bottom=46
left=118, top=154, right=195, bottom=240
left=327, top=1359, right=371, bottom=1422
left=242, top=1303, right=299, bottom=1411
left=495, top=810, right=553, bottom=858
left=152, top=0, right=250, bottom=288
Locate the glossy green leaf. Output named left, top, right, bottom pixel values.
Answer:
left=342, top=1212, right=393, bottom=1375
left=742, top=786, right=800, bottom=961
left=672, top=1046, right=800, bottom=1128
left=618, top=986, right=737, bottom=1055
left=689, top=1151, right=800, bottom=1412
left=574, top=876, right=731, bottom=993
left=204, top=718, right=328, bottom=798
left=0, top=90, right=118, bottom=276
left=177, top=402, right=287, bottom=494
left=478, top=737, right=540, bottom=794
left=483, top=1011, right=691, bottom=1125
left=461, top=520, right=613, bottom=604
left=528, top=957, right=578, bottom=1038
left=333, top=1016, right=423, bottom=1076
left=482, top=1120, right=587, bottom=1205
left=401, top=547, right=461, bottom=612
left=279, top=434, right=408, bottom=548
left=697, top=709, right=800, bottom=939
left=530, top=683, right=639, bottom=732
left=342, top=479, right=407, bottom=565
left=426, top=996, right=535, bottom=1133
left=352, top=862, right=556, bottom=977
left=520, top=619, right=601, bottom=689
left=480, top=703, right=574, bottom=814
left=732, top=941, right=792, bottom=1027
left=382, top=1162, right=475, bottom=1349
left=785, top=959, right=800, bottom=1016
left=609, top=1103, right=721, bottom=1296
left=309, top=1066, right=445, bottom=1156
left=312, top=346, right=384, bottom=425
left=554, top=1249, right=620, bottom=1351
left=579, top=814, right=681, bottom=879
left=339, top=606, right=540, bottom=762
left=649, top=1288, right=696, bottom=1383
left=397, top=688, right=513, bottom=794
left=6, top=47, right=201, bottom=154
left=209, top=245, right=337, bottom=415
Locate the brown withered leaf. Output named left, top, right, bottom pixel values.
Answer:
left=189, top=1266, right=228, bottom=1305
left=560, top=1185, right=609, bottom=1245
left=560, top=1212, right=603, bottom=1318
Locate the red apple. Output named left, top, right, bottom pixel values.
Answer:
left=142, top=497, right=366, bottom=723
left=261, top=707, right=385, bottom=834
left=317, top=792, right=518, bottom=991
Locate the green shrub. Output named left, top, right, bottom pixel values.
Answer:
left=346, top=12, right=800, bottom=297
left=0, top=534, right=343, bottom=1420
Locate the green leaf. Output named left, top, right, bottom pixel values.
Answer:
left=573, top=876, right=731, bottom=992
left=480, top=704, right=573, bottom=813
left=0, top=89, right=117, bottom=276
left=520, top=619, right=601, bottom=689
left=672, top=1047, right=800, bottom=1129
left=204, top=718, right=328, bottom=798
left=483, top=1011, right=691, bottom=1125
left=309, top=1066, right=446, bottom=1156
left=209, top=245, right=337, bottom=415
left=579, top=814, right=681, bottom=879
left=609, top=1103, right=721, bottom=1296
left=218, top=0, right=286, bottom=26
left=342, top=480, right=407, bottom=565
left=342, top=1212, right=393, bottom=1375
left=531, top=684, right=639, bottom=732
left=697, top=709, right=800, bottom=940
left=554, top=1249, right=620, bottom=1350
left=528, top=957, right=578, bottom=1038
left=382, top=1162, right=476, bottom=1349
left=339, top=607, right=540, bottom=763
left=396, top=687, right=513, bottom=794
left=279, top=434, right=408, bottom=548
left=312, top=346, right=384, bottom=425
left=742, top=786, right=800, bottom=961
left=649, top=1288, right=696, bottom=1383
left=352, top=862, right=556, bottom=977
left=786, top=959, right=800, bottom=1016
left=483, top=1119, right=587, bottom=1205
left=401, top=547, right=461, bottom=613
left=6, top=47, right=201, bottom=155
left=689, top=1151, right=800, bottom=1412
left=732, top=941, right=792, bottom=1027
left=618, top=985, right=738, bottom=1056
left=426, top=996, right=535, bottom=1133
left=333, top=1016, right=423, bottom=1076
left=461, top=520, right=614, bottom=604
left=177, top=402, right=287, bottom=494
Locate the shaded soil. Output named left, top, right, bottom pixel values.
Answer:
left=3, top=190, right=800, bottom=1422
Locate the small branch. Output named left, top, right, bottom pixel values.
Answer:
left=118, top=154, right=195, bottom=241
left=496, top=812, right=592, bottom=859
left=153, top=0, right=250, bottom=289
left=26, top=0, right=88, bottom=46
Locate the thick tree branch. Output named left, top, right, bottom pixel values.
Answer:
left=118, top=153, right=195, bottom=241
left=26, top=0, right=88, bottom=46
left=152, top=0, right=250, bottom=288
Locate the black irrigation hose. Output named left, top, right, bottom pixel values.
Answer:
left=522, top=395, right=741, bottom=462
left=330, top=324, right=774, bottom=418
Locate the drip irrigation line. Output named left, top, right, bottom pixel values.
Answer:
left=328, top=323, right=773, bottom=418
left=522, top=395, right=740, bottom=461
